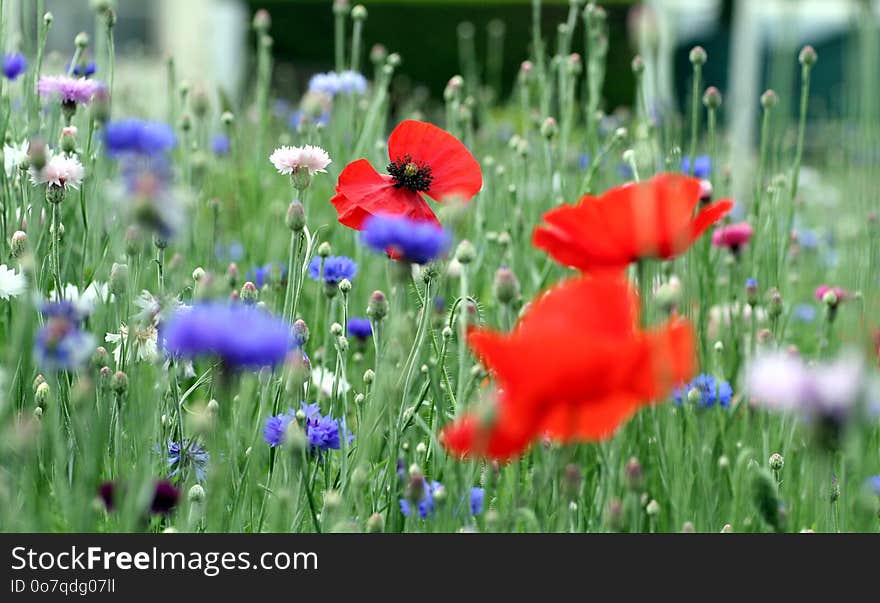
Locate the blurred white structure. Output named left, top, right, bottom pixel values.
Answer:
left=0, top=0, right=248, bottom=114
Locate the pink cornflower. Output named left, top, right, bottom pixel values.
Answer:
left=38, top=75, right=103, bottom=106
left=712, top=222, right=753, bottom=252
left=815, top=285, right=850, bottom=305
left=30, top=153, right=85, bottom=190
left=269, top=145, right=331, bottom=176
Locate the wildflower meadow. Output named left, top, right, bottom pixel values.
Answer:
left=1, top=0, right=879, bottom=537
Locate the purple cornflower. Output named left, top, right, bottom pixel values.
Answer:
left=302, top=402, right=352, bottom=454
left=289, top=110, right=330, bottom=130
left=346, top=317, right=372, bottom=341
left=3, top=53, right=27, bottom=80
left=361, top=214, right=452, bottom=264
left=38, top=75, right=103, bottom=106
left=34, top=302, right=95, bottom=371
left=263, top=409, right=295, bottom=447
left=681, top=155, right=712, bottom=179
left=104, top=119, right=177, bottom=157
left=308, top=255, right=357, bottom=284
left=166, top=439, right=209, bottom=482
left=400, top=480, right=443, bottom=519
left=150, top=480, right=180, bottom=514
left=161, top=303, right=292, bottom=368
left=211, top=134, right=230, bottom=155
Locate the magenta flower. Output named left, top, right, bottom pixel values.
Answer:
left=38, top=75, right=103, bottom=106
left=712, top=222, right=753, bottom=252
left=814, top=285, right=850, bottom=305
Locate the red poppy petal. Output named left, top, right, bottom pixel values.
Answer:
left=540, top=393, right=643, bottom=442
left=440, top=411, right=534, bottom=460
left=387, top=120, right=482, bottom=203
left=690, top=198, right=734, bottom=242
left=630, top=318, right=696, bottom=400
left=331, top=158, right=440, bottom=229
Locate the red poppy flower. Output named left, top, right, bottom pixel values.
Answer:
left=441, top=274, right=695, bottom=460
left=331, top=120, right=482, bottom=229
left=532, top=173, right=733, bottom=272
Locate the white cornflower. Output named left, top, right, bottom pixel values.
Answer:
left=3, top=140, right=29, bottom=179
left=269, top=144, right=331, bottom=176
left=0, top=264, right=27, bottom=300
left=30, top=152, right=85, bottom=189
left=311, top=366, right=350, bottom=397
left=105, top=323, right=160, bottom=366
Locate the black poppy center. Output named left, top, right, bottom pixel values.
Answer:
left=388, top=155, right=433, bottom=192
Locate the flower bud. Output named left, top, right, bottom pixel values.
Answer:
left=60, top=126, right=77, bottom=154
left=109, top=262, right=128, bottom=296
left=703, top=86, right=722, bottom=109
left=366, top=512, right=384, bottom=533
left=798, top=45, right=817, bottom=67
left=631, top=55, right=645, bottom=75
left=540, top=117, right=558, bottom=139
left=645, top=499, right=660, bottom=516
left=10, top=230, right=26, bottom=258
left=366, top=290, right=388, bottom=321
left=768, top=453, right=784, bottom=472
left=455, top=240, right=476, bottom=264
left=28, top=138, right=47, bottom=172
left=351, top=4, right=367, bottom=20
left=35, top=381, right=51, bottom=408
left=745, top=278, right=759, bottom=306
left=493, top=266, right=520, bottom=305
left=330, top=322, right=344, bottom=337
left=625, top=457, right=643, bottom=491
left=760, top=89, right=778, bottom=109
left=338, top=278, right=352, bottom=295
left=252, top=9, right=271, bottom=32
left=110, top=370, right=128, bottom=396
left=75, top=31, right=90, bottom=49
left=752, top=469, right=783, bottom=532
left=317, top=242, right=331, bottom=258
left=689, top=46, right=707, bottom=66
left=240, top=281, right=258, bottom=304
left=292, top=319, right=310, bottom=346
left=767, top=288, right=783, bottom=319
left=286, top=200, right=306, bottom=232
left=90, top=346, right=110, bottom=371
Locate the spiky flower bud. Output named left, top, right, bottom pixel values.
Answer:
left=91, top=346, right=110, bottom=370
left=363, top=369, right=375, bottom=385
left=768, top=453, right=784, bottom=472
left=455, top=240, right=476, bottom=265
left=35, top=381, right=51, bottom=408
left=292, top=319, right=310, bottom=346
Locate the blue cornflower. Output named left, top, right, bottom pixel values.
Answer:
left=346, top=317, right=372, bottom=340
left=166, top=439, right=210, bottom=482
left=69, top=60, right=97, bottom=77
left=681, top=155, right=712, bottom=179
left=263, top=409, right=296, bottom=447
left=674, top=373, right=733, bottom=408
left=211, top=134, right=230, bottom=155
left=400, top=480, right=443, bottom=519
left=246, top=263, right=286, bottom=289
left=288, top=110, right=330, bottom=131
left=470, top=487, right=485, bottom=516
left=795, top=228, right=820, bottom=250
left=578, top=153, right=591, bottom=171
left=308, top=70, right=367, bottom=97
left=104, top=119, right=177, bottom=157
left=308, top=255, right=357, bottom=285
left=301, top=402, right=352, bottom=455
left=3, top=52, right=27, bottom=80
left=361, top=214, right=452, bottom=264
left=161, top=303, right=292, bottom=368
left=793, top=304, right=817, bottom=323
left=215, top=241, right=244, bottom=262
left=867, top=475, right=880, bottom=496
left=34, top=302, right=95, bottom=371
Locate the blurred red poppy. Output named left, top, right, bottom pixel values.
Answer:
left=532, top=173, right=733, bottom=272
left=441, top=274, right=695, bottom=460
left=331, top=120, right=482, bottom=230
